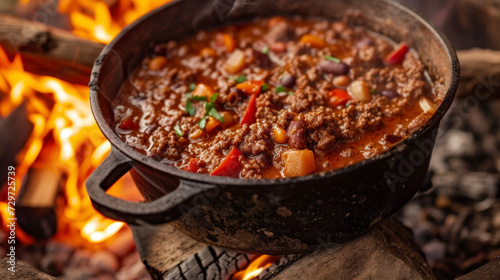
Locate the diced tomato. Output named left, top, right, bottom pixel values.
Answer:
left=299, top=34, right=325, bottom=48
left=192, top=83, right=214, bottom=101
left=240, top=93, right=258, bottom=126
left=384, top=43, right=409, bottom=65
left=328, top=89, right=351, bottom=107
left=210, top=147, right=243, bottom=177
left=185, top=158, right=201, bottom=173
left=118, top=116, right=139, bottom=130
left=216, top=33, right=236, bottom=53
left=236, top=80, right=264, bottom=95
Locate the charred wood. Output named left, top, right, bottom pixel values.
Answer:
left=0, top=102, right=33, bottom=188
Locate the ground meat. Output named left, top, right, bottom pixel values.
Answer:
left=240, top=153, right=272, bottom=179
left=239, top=122, right=273, bottom=156
left=113, top=16, right=441, bottom=179
left=287, top=120, right=308, bottom=149
left=148, top=130, right=186, bottom=161
left=288, top=87, right=315, bottom=113
left=316, top=135, right=336, bottom=152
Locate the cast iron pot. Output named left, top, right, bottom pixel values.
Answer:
left=86, top=0, right=459, bottom=254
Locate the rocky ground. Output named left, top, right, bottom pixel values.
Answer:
left=398, top=99, right=500, bottom=279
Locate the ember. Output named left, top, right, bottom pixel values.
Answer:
left=232, top=255, right=282, bottom=280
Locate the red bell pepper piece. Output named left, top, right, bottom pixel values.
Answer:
left=328, top=89, right=351, bottom=107
left=210, top=147, right=243, bottom=177
left=236, top=80, right=264, bottom=95
left=118, top=116, right=139, bottom=130
left=185, top=158, right=201, bottom=173
left=384, top=43, right=409, bottom=65
left=240, top=93, right=258, bottom=126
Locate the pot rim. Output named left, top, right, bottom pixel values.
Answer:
left=89, top=0, right=460, bottom=187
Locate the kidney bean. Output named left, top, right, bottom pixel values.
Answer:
left=382, top=90, right=400, bottom=98
left=333, top=75, right=351, bottom=88
left=287, top=120, right=307, bottom=149
left=319, top=60, right=349, bottom=75
left=253, top=50, right=271, bottom=68
left=153, top=44, right=166, bottom=56
left=278, top=73, right=296, bottom=88
left=270, top=41, right=287, bottom=53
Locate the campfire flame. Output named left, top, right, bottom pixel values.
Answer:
left=0, top=45, right=125, bottom=244
left=232, top=255, right=282, bottom=280
left=58, top=0, right=171, bottom=44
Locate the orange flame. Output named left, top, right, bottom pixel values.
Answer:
left=58, top=0, right=171, bottom=44
left=0, top=45, right=124, bottom=245
left=1, top=0, right=174, bottom=246
left=232, top=255, right=282, bottom=280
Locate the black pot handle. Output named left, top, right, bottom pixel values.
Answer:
left=86, top=148, right=217, bottom=225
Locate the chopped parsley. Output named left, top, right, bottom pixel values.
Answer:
left=261, top=45, right=270, bottom=55
left=261, top=83, right=269, bottom=92
left=186, top=91, right=223, bottom=129
left=209, top=92, right=218, bottom=103
left=185, top=93, right=207, bottom=102
left=324, top=55, right=341, bottom=63
left=188, top=83, right=196, bottom=91
left=230, top=75, right=247, bottom=83
left=208, top=107, right=224, bottom=122
left=198, top=116, right=208, bottom=129
left=185, top=100, right=195, bottom=116
left=174, top=125, right=183, bottom=137
left=276, top=86, right=286, bottom=93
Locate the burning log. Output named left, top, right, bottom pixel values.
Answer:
left=17, top=165, right=62, bottom=239
left=0, top=15, right=104, bottom=85
left=0, top=102, right=33, bottom=188
left=132, top=218, right=435, bottom=280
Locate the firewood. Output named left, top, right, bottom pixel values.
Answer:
left=456, top=257, right=500, bottom=280
left=0, top=102, right=33, bottom=188
left=456, top=49, right=500, bottom=98
left=0, top=258, right=56, bottom=280
left=0, top=15, right=104, bottom=85
left=130, top=224, right=206, bottom=279
left=131, top=217, right=435, bottom=280
left=17, top=165, right=61, bottom=239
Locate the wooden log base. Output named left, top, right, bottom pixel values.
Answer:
left=131, top=217, right=435, bottom=280
left=0, top=258, right=56, bottom=280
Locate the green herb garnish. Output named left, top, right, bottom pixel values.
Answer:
left=276, top=86, right=286, bottom=93
left=288, top=91, right=295, bottom=96
left=208, top=107, right=224, bottom=122
left=261, top=45, right=270, bottom=55
left=261, top=83, right=269, bottom=92
left=230, top=75, right=247, bottom=83
left=189, top=83, right=196, bottom=91
left=324, top=55, right=341, bottom=63
left=210, top=92, right=219, bottom=103
left=174, top=125, right=183, bottom=137
left=185, top=100, right=195, bottom=116
left=198, top=116, right=208, bottom=129
left=186, top=93, right=207, bottom=102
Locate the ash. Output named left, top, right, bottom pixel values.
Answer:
left=398, top=99, right=500, bottom=279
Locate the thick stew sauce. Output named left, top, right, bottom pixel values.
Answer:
left=113, top=17, right=445, bottom=179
